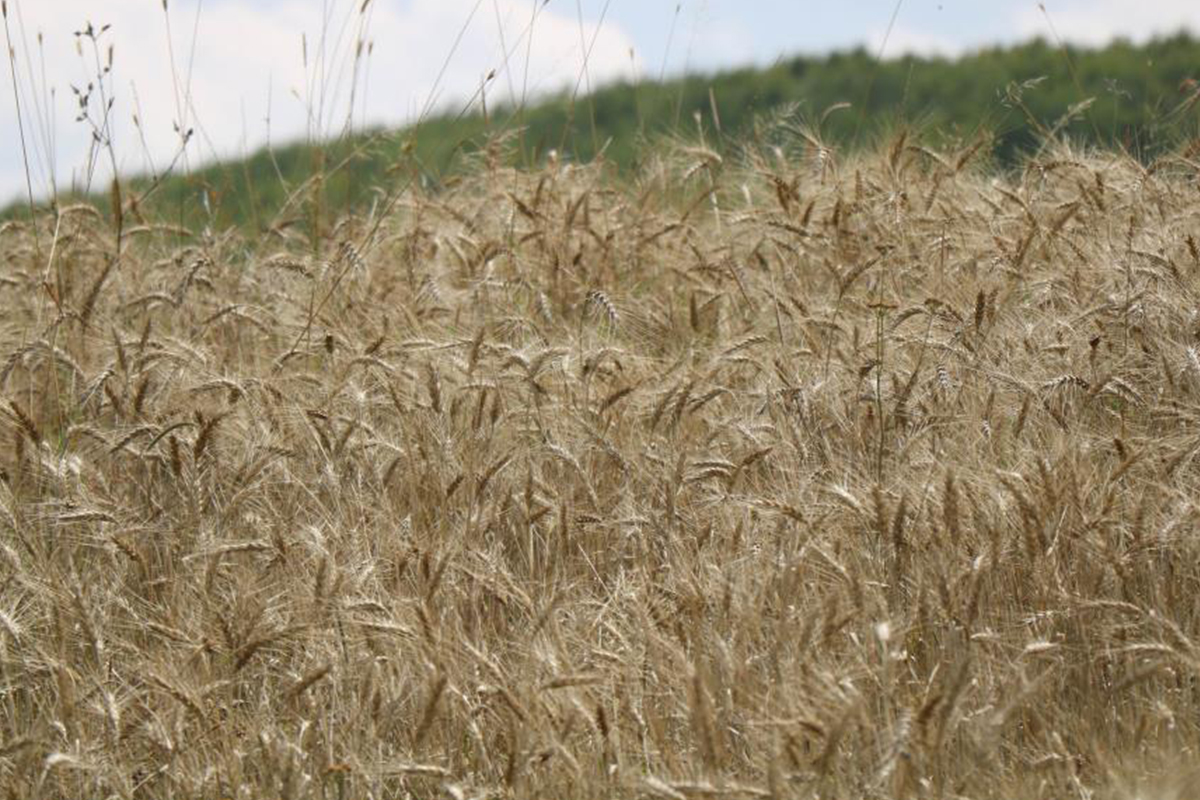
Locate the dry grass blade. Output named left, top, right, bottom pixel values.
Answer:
left=0, top=84, right=1194, bottom=800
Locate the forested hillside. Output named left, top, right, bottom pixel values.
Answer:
left=8, top=33, right=1200, bottom=230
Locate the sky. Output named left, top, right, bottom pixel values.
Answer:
left=1, top=0, right=1199, bottom=205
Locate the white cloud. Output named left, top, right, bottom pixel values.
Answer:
left=656, top=5, right=756, bottom=76
left=0, top=0, right=639, bottom=203
left=1015, top=0, right=1200, bottom=47
left=866, top=24, right=966, bottom=59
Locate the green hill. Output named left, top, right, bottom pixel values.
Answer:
left=7, top=33, right=1200, bottom=232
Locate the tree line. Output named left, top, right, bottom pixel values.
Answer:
left=8, top=32, right=1199, bottom=230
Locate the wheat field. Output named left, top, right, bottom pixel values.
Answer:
left=2, top=128, right=1200, bottom=798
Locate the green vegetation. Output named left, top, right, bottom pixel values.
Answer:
left=7, top=34, right=1200, bottom=232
